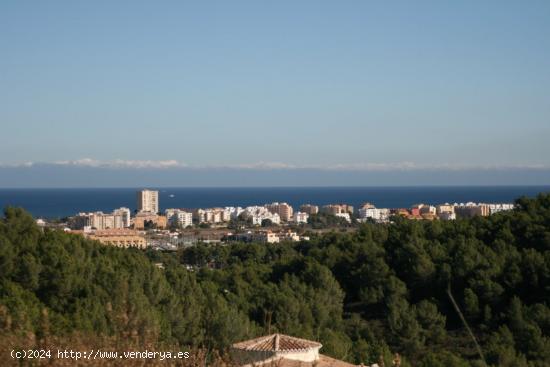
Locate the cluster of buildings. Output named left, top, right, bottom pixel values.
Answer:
left=64, top=191, right=318, bottom=249
left=61, top=189, right=515, bottom=249
left=69, top=189, right=162, bottom=231
left=319, top=204, right=354, bottom=223
left=67, top=189, right=163, bottom=249
left=69, top=207, right=131, bottom=230
left=164, top=202, right=305, bottom=227
left=357, top=202, right=515, bottom=223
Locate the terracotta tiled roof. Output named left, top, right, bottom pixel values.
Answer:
left=232, top=334, right=322, bottom=352
left=91, top=229, right=141, bottom=236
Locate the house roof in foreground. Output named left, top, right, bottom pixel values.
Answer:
left=232, top=333, right=322, bottom=352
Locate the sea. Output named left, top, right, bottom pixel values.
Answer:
left=0, top=186, right=549, bottom=219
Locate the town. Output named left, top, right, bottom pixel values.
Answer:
left=34, top=189, right=515, bottom=251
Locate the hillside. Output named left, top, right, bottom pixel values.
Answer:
left=1, top=194, right=550, bottom=366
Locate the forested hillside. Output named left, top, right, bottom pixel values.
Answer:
left=1, top=194, right=549, bottom=366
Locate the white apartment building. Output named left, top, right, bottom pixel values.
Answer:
left=292, top=212, right=309, bottom=224
left=251, top=213, right=280, bottom=226
left=137, top=189, right=159, bottom=213
left=92, top=212, right=114, bottom=229
left=70, top=208, right=131, bottom=230
left=194, top=208, right=224, bottom=224
left=113, top=207, right=131, bottom=228
left=221, top=207, right=233, bottom=221
left=165, top=209, right=193, bottom=228
left=175, top=211, right=193, bottom=228
left=211, top=210, right=222, bottom=223
left=243, top=206, right=281, bottom=225
left=358, top=207, right=390, bottom=223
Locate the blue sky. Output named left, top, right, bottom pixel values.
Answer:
left=1, top=1, right=549, bottom=186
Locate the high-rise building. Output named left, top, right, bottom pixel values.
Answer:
left=113, top=207, right=131, bottom=228
left=137, top=189, right=159, bottom=213
left=266, top=202, right=294, bottom=222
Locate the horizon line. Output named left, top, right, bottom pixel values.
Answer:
left=2, top=184, right=550, bottom=190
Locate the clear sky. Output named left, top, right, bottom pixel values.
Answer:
left=1, top=1, right=550, bottom=186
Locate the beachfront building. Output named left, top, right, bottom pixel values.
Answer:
left=137, top=189, right=159, bottom=214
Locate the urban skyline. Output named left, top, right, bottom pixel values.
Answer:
left=61, top=189, right=516, bottom=248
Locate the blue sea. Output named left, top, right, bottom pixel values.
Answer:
left=0, top=186, right=549, bottom=219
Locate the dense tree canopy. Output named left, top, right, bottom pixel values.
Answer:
left=1, top=194, right=550, bottom=366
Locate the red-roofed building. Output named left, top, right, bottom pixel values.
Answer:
left=232, top=333, right=358, bottom=367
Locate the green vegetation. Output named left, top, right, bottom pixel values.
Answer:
left=1, top=194, right=550, bottom=366
left=261, top=219, right=273, bottom=227
left=307, top=212, right=354, bottom=228
left=227, top=213, right=253, bottom=230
